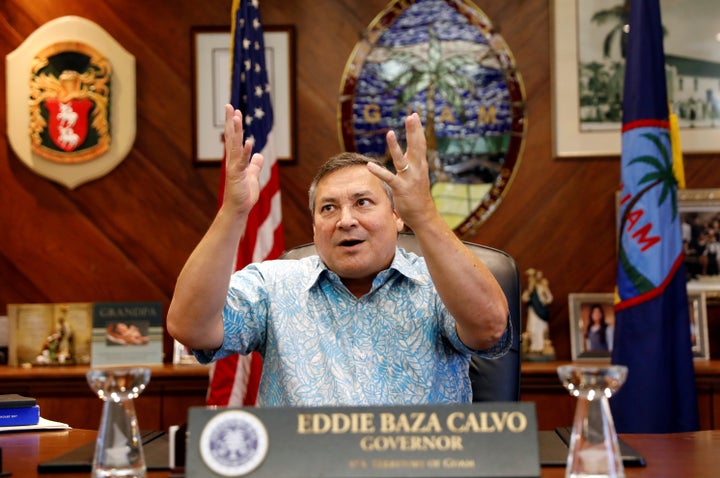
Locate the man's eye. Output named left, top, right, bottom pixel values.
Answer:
left=320, top=204, right=334, bottom=213
left=357, top=198, right=371, bottom=207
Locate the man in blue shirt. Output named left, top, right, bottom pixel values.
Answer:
left=168, top=105, right=510, bottom=406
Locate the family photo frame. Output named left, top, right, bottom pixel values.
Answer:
left=679, top=189, right=720, bottom=299
left=568, top=293, right=615, bottom=361
left=688, top=291, right=710, bottom=360
left=551, top=0, right=720, bottom=158
left=191, top=25, right=296, bottom=164
left=568, top=291, right=710, bottom=361
left=615, top=188, right=720, bottom=298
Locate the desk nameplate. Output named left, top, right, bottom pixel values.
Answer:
left=186, top=402, right=540, bottom=478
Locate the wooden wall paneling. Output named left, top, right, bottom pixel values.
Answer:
left=1, top=0, right=719, bottom=368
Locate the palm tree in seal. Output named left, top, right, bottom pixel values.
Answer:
left=381, top=27, right=492, bottom=182
left=618, top=131, right=679, bottom=293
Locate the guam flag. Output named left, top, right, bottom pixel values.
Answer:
left=611, top=0, right=698, bottom=433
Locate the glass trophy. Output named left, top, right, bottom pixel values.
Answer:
left=557, top=365, right=628, bottom=478
left=86, top=367, right=151, bottom=478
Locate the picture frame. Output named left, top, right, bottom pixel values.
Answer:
left=615, top=189, right=720, bottom=300
left=688, top=291, right=710, bottom=360
left=568, top=293, right=615, bottom=361
left=569, top=291, right=710, bottom=361
left=173, top=339, right=200, bottom=365
left=7, top=302, right=93, bottom=366
left=679, top=188, right=720, bottom=299
left=0, top=315, right=8, bottom=365
left=551, top=0, right=720, bottom=158
left=191, top=25, right=296, bottom=164
left=90, top=302, right=164, bottom=367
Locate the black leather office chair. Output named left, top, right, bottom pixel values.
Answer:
left=280, top=232, right=522, bottom=402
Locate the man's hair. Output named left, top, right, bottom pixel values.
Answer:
left=308, top=152, right=394, bottom=214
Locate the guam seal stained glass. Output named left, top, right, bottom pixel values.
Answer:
left=339, top=0, right=526, bottom=235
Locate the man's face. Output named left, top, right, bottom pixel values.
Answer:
left=312, top=165, right=403, bottom=283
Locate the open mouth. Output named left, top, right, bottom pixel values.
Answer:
left=339, top=239, right=364, bottom=247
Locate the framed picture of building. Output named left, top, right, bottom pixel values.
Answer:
left=552, top=0, right=720, bottom=157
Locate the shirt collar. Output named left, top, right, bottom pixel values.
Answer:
left=298, top=246, right=429, bottom=292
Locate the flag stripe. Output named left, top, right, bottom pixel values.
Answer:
left=253, top=190, right=283, bottom=262
left=614, top=252, right=684, bottom=312
left=621, top=118, right=668, bottom=133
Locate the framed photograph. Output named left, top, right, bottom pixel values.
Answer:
left=7, top=303, right=93, bottom=366
left=551, top=0, right=720, bottom=158
left=191, top=25, right=296, bottom=164
left=569, top=291, right=710, bottom=361
left=90, top=302, right=163, bottom=367
left=688, top=291, right=710, bottom=360
left=569, top=293, right=615, bottom=361
left=173, top=339, right=200, bottom=365
left=0, top=315, right=7, bottom=365
left=616, top=189, right=720, bottom=297
left=680, top=189, right=720, bottom=299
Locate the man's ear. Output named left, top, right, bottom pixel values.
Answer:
left=394, top=211, right=404, bottom=232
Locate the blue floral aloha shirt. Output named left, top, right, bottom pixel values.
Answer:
left=193, top=247, right=511, bottom=406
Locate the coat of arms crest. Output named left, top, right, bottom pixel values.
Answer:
left=29, top=42, right=111, bottom=163
left=6, top=16, right=135, bottom=189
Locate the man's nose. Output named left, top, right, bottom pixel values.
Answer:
left=336, top=207, right=358, bottom=228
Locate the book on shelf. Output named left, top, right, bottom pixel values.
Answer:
left=91, top=301, right=164, bottom=367
left=0, top=404, right=40, bottom=427
left=0, top=393, right=37, bottom=408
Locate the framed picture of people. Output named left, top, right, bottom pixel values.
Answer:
left=680, top=189, right=720, bottom=299
left=569, top=291, right=710, bottom=361
left=688, top=291, right=710, bottom=360
left=569, top=293, right=615, bottom=361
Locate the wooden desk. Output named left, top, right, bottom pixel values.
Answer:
left=540, top=431, right=720, bottom=478
left=0, top=429, right=169, bottom=477
left=0, top=429, right=718, bottom=477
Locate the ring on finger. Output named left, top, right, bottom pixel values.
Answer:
left=397, top=163, right=410, bottom=173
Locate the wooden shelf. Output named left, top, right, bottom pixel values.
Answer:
left=2, top=360, right=718, bottom=431
left=519, top=360, right=720, bottom=430
left=0, top=363, right=210, bottom=430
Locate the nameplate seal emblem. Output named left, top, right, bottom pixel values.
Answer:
left=199, top=410, right=270, bottom=477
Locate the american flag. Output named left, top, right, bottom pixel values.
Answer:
left=206, top=0, right=284, bottom=407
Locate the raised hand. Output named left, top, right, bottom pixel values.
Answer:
left=367, top=113, right=436, bottom=228
left=222, top=104, right=264, bottom=215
